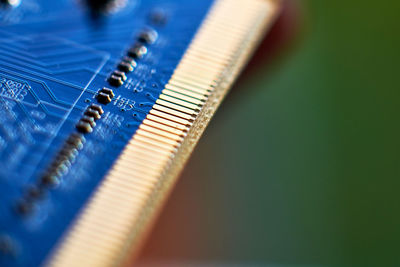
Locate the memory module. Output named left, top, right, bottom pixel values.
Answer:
left=0, top=0, right=281, bottom=266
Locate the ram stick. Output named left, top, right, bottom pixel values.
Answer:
left=0, top=0, right=281, bottom=266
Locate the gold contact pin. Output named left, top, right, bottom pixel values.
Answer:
left=136, top=129, right=181, bottom=147
left=139, top=124, right=185, bottom=142
left=146, top=114, right=189, bottom=131
left=149, top=110, right=193, bottom=126
left=169, top=79, right=214, bottom=94
left=143, top=119, right=187, bottom=136
left=158, top=94, right=201, bottom=110
left=164, top=85, right=208, bottom=99
left=156, top=99, right=200, bottom=115
left=152, top=104, right=195, bottom=120
left=162, top=89, right=206, bottom=104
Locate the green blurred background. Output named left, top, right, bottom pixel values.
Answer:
left=138, top=0, right=400, bottom=265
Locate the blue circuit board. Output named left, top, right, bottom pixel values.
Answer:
left=0, top=0, right=213, bottom=266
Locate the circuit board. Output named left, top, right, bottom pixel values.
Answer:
left=0, top=0, right=280, bottom=266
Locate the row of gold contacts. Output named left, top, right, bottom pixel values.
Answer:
left=48, top=0, right=280, bottom=266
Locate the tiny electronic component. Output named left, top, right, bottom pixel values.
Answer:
left=99, top=87, right=115, bottom=98
left=108, top=74, right=124, bottom=87
left=84, top=0, right=127, bottom=15
left=0, top=0, right=281, bottom=266
left=89, top=104, right=104, bottom=114
left=0, top=0, right=20, bottom=8
left=84, top=108, right=101, bottom=120
left=97, top=88, right=114, bottom=106
left=137, top=28, right=158, bottom=44
left=127, top=43, right=148, bottom=59
left=112, top=70, right=127, bottom=82
left=117, top=60, right=135, bottom=73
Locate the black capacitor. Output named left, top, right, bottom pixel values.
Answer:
left=76, top=120, right=94, bottom=133
left=138, top=29, right=158, bottom=45
left=85, top=108, right=101, bottom=120
left=0, top=0, right=21, bottom=8
left=25, top=185, right=46, bottom=200
left=108, top=75, right=124, bottom=87
left=96, top=92, right=112, bottom=104
left=80, top=116, right=96, bottom=127
left=118, top=61, right=134, bottom=73
left=100, top=87, right=115, bottom=98
left=127, top=44, right=148, bottom=59
left=90, top=104, right=104, bottom=114
left=112, top=70, right=127, bottom=81
left=15, top=200, right=34, bottom=216
left=85, top=0, right=126, bottom=14
left=39, top=173, right=60, bottom=187
left=149, top=8, right=168, bottom=25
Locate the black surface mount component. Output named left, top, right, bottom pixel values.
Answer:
left=127, top=44, right=148, bottom=59
left=138, top=29, right=158, bottom=44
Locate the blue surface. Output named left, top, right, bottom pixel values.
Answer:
left=0, top=0, right=213, bottom=266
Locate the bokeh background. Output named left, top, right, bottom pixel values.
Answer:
left=137, top=0, right=400, bottom=265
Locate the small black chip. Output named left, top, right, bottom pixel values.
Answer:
left=0, top=235, right=16, bottom=255
left=138, top=29, right=158, bottom=44
left=84, top=108, right=101, bottom=120
left=149, top=9, right=168, bottom=25
left=58, top=146, right=78, bottom=160
left=96, top=92, right=112, bottom=104
left=122, top=56, right=137, bottom=66
left=0, top=0, right=21, bottom=8
left=25, top=185, right=46, bottom=200
left=80, top=116, right=96, bottom=127
left=90, top=104, right=104, bottom=114
left=99, top=87, right=115, bottom=98
left=15, top=200, right=35, bottom=216
left=127, top=44, right=148, bottom=59
left=113, top=70, right=127, bottom=81
left=39, top=173, right=60, bottom=187
left=51, top=156, right=71, bottom=170
left=66, top=133, right=85, bottom=149
left=76, top=120, right=94, bottom=133
left=118, top=61, right=134, bottom=73
left=108, top=74, right=124, bottom=87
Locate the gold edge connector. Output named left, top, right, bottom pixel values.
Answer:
left=47, top=0, right=281, bottom=266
